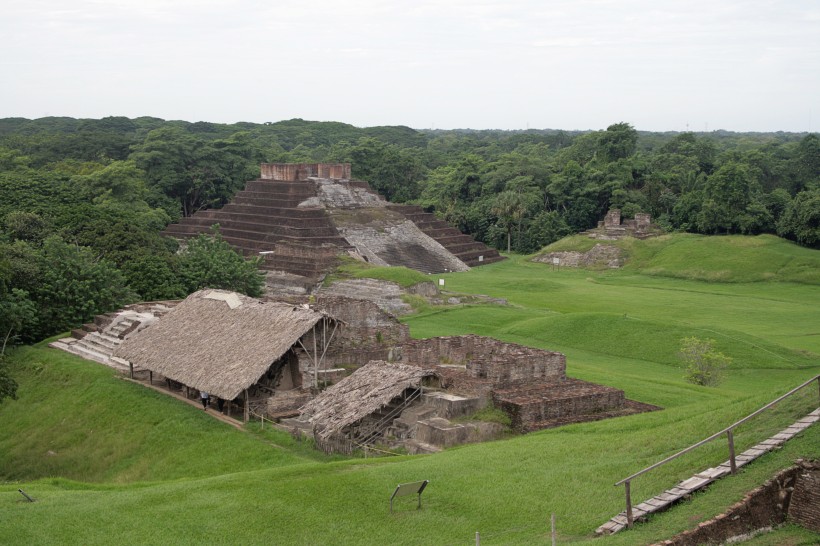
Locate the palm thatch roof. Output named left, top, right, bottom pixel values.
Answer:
left=114, top=289, right=332, bottom=400
left=300, top=360, right=436, bottom=440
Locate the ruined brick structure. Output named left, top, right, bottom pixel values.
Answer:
left=591, top=208, right=661, bottom=240
left=260, top=162, right=351, bottom=181
left=163, top=163, right=504, bottom=286
left=310, top=296, right=410, bottom=371
left=392, top=335, right=636, bottom=432
left=397, top=335, right=566, bottom=386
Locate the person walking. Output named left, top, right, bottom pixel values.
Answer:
left=200, top=390, right=210, bottom=410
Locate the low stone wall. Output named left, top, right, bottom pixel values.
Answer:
left=534, top=244, right=624, bottom=269
left=494, top=379, right=625, bottom=432
left=415, top=417, right=503, bottom=448
left=398, top=335, right=566, bottom=387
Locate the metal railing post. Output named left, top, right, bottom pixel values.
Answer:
left=727, top=429, right=737, bottom=474
left=624, top=480, right=633, bottom=528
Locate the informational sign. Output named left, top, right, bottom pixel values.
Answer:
left=390, top=480, right=429, bottom=512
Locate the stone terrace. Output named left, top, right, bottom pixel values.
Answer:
left=162, top=163, right=504, bottom=281
left=392, top=335, right=644, bottom=432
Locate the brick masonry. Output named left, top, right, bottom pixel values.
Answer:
left=393, top=335, right=635, bottom=432
left=789, top=461, right=820, bottom=532
left=397, top=335, right=566, bottom=387
left=493, top=378, right=625, bottom=432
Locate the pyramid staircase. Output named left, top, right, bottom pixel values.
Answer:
left=386, top=205, right=505, bottom=267
left=163, top=179, right=352, bottom=279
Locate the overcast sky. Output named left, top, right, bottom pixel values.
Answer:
left=3, top=0, right=819, bottom=132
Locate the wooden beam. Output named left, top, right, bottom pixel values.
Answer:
left=243, top=389, right=249, bottom=423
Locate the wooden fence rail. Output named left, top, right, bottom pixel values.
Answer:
left=614, top=373, right=820, bottom=529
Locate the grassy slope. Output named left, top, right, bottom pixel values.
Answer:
left=1, top=235, right=819, bottom=545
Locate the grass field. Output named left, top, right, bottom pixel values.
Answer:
left=0, top=235, right=818, bottom=545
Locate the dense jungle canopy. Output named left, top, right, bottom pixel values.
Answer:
left=0, top=116, right=818, bottom=383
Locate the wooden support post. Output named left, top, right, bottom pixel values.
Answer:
left=727, top=429, right=737, bottom=475
left=313, top=325, right=318, bottom=389
left=243, top=389, right=249, bottom=423
left=551, top=513, right=556, bottom=546
left=149, top=371, right=153, bottom=385
left=129, top=362, right=133, bottom=380
left=625, top=480, right=633, bottom=528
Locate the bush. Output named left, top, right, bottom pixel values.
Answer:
left=679, top=337, right=732, bottom=386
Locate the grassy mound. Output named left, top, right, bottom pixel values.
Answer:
left=536, top=233, right=820, bottom=284
left=326, top=255, right=432, bottom=287
left=0, top=345, right=334, bottom=484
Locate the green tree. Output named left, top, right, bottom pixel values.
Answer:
left=777, top=189, right=820, bottom=248
left=597, top=122, right=638, bottom=163
left=679, top=337, right=732, bottom=386
left=177, top=229, right=265, bottom=297
left=32, top=236, right=136, bottom=340
left=697, top=162, right=761, bottom=234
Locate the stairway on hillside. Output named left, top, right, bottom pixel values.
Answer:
left=386, top=205, right=505, bottom=267
left=48, top=303, right=175, bottom=373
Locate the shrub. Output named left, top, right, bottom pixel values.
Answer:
left=679, top=337, right=732, bottom=386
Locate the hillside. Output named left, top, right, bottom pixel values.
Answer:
left=1, top=236, right=819, bottom=545
left=537, top=233, right=820, bottom=284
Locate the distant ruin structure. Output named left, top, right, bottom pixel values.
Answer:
left=591, top=208, right=661, bottom=240
left=162, top=163, right=504, bottom=293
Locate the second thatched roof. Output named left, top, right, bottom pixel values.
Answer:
left=114, top=289, right=333, bottom=400
left=300, top=360, right=436, bottom=440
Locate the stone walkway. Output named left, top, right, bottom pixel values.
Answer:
left=596, top=407, right=820, bottom=535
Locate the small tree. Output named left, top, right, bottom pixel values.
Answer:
left=177, top=228, right=265, bottom=297
left=679, top=337, right=732, bottom=386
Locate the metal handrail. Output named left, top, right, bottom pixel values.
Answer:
left=614, top=373, right=819, bottom=528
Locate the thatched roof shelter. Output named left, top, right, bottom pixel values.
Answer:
left=300, top=360, right=436, bottom=440
left=114, top=289, right=334, bottom=400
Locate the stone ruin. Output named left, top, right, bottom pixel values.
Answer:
left=392, top=335, right=649, bottom=433
left=534, top=208, right=663, bottom=269
left=52, top=294, right=656, bottom=453
left=589, top=208, right=661, bottom=240
left=287, top=333, right=658, bottom=454
left=162, top=163, right=505, bottom=294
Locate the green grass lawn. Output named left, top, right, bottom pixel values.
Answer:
left=1, top=235, right=818, bottom=545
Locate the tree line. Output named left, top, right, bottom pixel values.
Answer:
left=0, top=116, right=818, bottom=372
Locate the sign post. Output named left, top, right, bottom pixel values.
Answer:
left=390, top=480, right=429, bottom=513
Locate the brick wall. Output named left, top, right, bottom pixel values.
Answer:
left=494, top=380, right=625, bottom=431
left=789, top=464, right=820, bottom=532
left=260, top=163, right=351, bottom=181
left=398, top=335, right=566, bottom=387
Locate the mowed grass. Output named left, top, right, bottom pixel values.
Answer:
left=1, top=234, right=819, bottom=545
left=0, top=346, right=338, bottom=484
left=540, top=233, right=820, bottom=284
